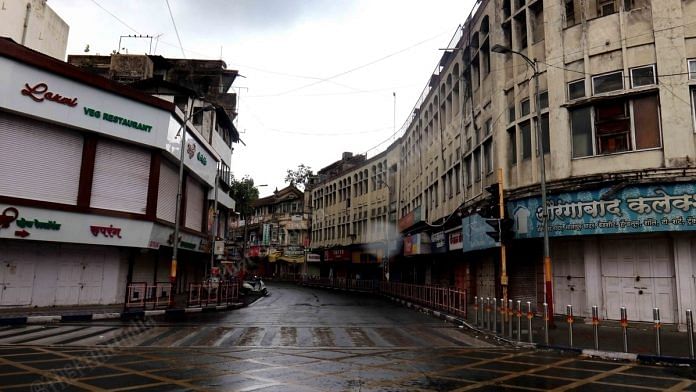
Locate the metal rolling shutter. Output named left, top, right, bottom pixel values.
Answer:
left=90, top=140, right=150, bottom=213
left=0, top=112, right=82, bottom=204
left=185, top=176, right=204, bottom=232
left=156, top=161, right=178, bottom=222
left=509, top=261, right=537, bottom=309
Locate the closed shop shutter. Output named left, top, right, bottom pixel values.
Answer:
left=476, top=258, right=495, bottom=298
left=90, top=140, right=150, bottom=213
left=157, top=161, right=178, bottom=222
left=0, top=112, right=82, bottom=204
left=509, top=260, right=537, bottom=309
left=185, top=176, right=204, bottom=232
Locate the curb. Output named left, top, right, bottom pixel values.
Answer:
left=0, top=301, right=245, bottom=326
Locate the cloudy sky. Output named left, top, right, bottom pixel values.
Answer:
left=50, top=0, right=476, bottom=196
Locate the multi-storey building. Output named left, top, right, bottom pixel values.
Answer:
left=309, top=0, right=696, bottom=327
left=0, top=37, right=236, bottom=306
left=308, top=148, right=400, bottom=281
left=230, top=186, right=310, bottom=279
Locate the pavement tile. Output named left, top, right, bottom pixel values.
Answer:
left=467, top=385, right=542, bottom=392
left=502, top=374, right=575, bottom=389
left=148, top=366, right=216, bottom=380
left=0, top=363, right=27, bottom=374
left=560, top=359, right=625, bottom=371
left=116, top=360, right=177, bottom=371
left=78, top=373, right=162, bottom=389
left=473, top=360, right=540, bottom=373
left=2, top=382, right=90, bottom=392
left=567, top=383, right=657, bottom=392
left=388, top=375, right=474, bottom=390
left=437, top=367, right=507, bottom=382
left=188, top=373, right=274, bottom=390
left=621, top=364, right=696, bottom=379
left=597, top=373, right=684, bottom=389
left=0, top=372, right=52, bottom=386
left=532, top=366, right=600, bottom=379
left=2, top=352, right=66, bottom=362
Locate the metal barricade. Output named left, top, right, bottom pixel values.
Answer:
left=125, top=282, right=147, bottom=308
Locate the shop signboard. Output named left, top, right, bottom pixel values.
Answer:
left=306, top=253, right=321, bottom=263
left=431, top=231, right=447, bottom=253
left=404, top=233, right=431, bottom=256
left=508, top=182, right=696, bottom=238
left=398, top=206, right=422, bottom=232
left=0, top=57, right=170, bottom=149
left=447, top=229, right=463, bottom=250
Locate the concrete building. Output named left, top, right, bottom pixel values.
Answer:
left=230, top=186, right=310, bottom=279
left=308, top=0, right=696, bottom=327
left=66, top=53, right=241, bottom=291
left=0, top=0, right=69, bottom=59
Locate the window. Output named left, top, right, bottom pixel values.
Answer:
left=538, top=91, right=549, bottom=109
left=484, top=140, right=494, bottom=173
left=598, top=0, right=616, bottom=16
left=508, top=105, right=516, bottom=123
left=565, top=0, right=576, bottom=27
left=520, top=121, right=532, bottom=159
left=541, top=114, right=550, bottom=154
left=571, top=94, right=660, bottom=157
left=568, top=80, right=586, bottom=100
left=521, top=99, right=531, bottom=116
left=508, top=127, right=517, bottom=165
left=485, top=119, right=492, bottom=136
left=630, top=65, right=655, bottom=88
left=592, top=71, right=623, bottom=94
left=474, top=149, right=481, bottom=182
left=689, top=59, right=696, bottom=80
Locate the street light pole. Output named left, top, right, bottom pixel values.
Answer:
left=379, top=179, right=391, bottom=282
left=491, top=44, right=553, bottom=324
left=171, top=104, right=216, bottom=289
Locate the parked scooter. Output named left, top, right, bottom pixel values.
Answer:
left=241, top=276, right=268, bottom=296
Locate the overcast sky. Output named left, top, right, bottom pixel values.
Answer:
left=50, top=0, right=476, bottom=197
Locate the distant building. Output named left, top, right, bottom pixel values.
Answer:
left=0, top=0, right=69, bottom=59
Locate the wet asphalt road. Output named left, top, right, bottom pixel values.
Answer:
left=0, top=283, right=694, bottom=391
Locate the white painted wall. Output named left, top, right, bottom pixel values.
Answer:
left=0, top=0, right=69, bottom=60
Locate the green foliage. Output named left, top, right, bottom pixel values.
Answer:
left=285, top=164, right=313, bottom=190
left=229, top=175, right=260, bottom=216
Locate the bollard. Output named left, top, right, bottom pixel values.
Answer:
left=543, top=303, right=549, bottom=345
left=480, top=297, right=485, bottom=328
left=492, top=298, right=498, bottom=333
left=592, top=305, right=600, bottom=351
left=526, top=301, right=533, bottom=343
left=566, top=304, right=574, bottom=348
left=654, top=308, right=661, bottom=356
left=620, top=307, right=629, bottom=353
left=516, top=300, right=522, bottom=342
left=687, top=309, right=694, bottom=360
left=485, top=297, right=490, bottom=330
left=474, top=296, right=479, bottom=326
left=501, top=299, right=507, bottom=336
left=508, top=299, right=515, bottom=339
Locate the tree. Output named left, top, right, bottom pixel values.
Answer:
left=285, top=164, right=313, bottom=190
left=229, top=175, right=260, bottom=217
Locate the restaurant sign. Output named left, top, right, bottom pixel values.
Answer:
left=508, top=183, right=696, bottom=238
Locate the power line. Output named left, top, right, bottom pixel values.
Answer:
left=164, top=0, right=186, bottom=58
left=89, top=0, right=139, bottom=35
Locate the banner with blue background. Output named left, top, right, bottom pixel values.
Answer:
left=507, top=182, right=696, bottom=239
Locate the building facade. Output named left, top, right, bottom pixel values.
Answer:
left=0, top=37, right=234, bottom=307
left=308, top=0, right=696, bottom=326
left=0, top=0, right=69, bottom=60
left=230, top=186, right=310, bottom=279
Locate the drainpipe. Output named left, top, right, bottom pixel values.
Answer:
left=21, top=2, right=31, bottom=45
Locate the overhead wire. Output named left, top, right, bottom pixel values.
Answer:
left=164, top=0, right=186, bottom=58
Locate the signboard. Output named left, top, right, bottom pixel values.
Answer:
left=431, top=231, right=447, bottom=253
left=508, top=182, right=696, bottom=238
left=0, top=57, right=169, bottom=149
left=448, top=230, right=463, bottom=250
left=165, top=118, right=217, bottom=187
left=262, top=224, right=270, bottom=246
left=0, top=204, right=153, bottom=248
left=306, top=253, right=321, bottom=263
left=398, top=206, right=422, bottom=232
left=324, top=249, right=350, bottom=262
left=404, top=233, right=431, bottom=256
left=462, top=214, right=500, bottom=252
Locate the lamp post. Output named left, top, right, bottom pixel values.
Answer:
left=171, top=104, right=216, bottom=289
left=491, top=44, right=553, bottom=324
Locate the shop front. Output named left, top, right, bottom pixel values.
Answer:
left=508, top=182, right=696, bottom=325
